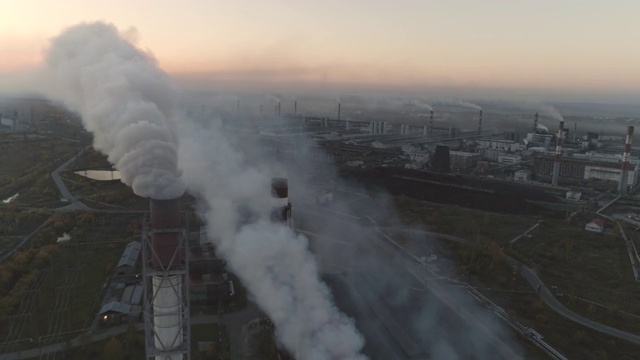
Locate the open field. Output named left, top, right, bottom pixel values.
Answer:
left=389, top=196, right=640, bottom=359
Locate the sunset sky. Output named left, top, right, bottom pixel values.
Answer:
left=1, top=0, right=639, bottom=101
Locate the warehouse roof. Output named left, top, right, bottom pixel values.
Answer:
left=117, top=241, right=141, bottom=268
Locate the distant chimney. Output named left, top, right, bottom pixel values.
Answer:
left=429, top=110, right=434, bottom=137
left=294, top=100, right=297, bottom=115
left=278, top=102, right=281, bottom=116
left=478, top=109, right=483, bottom=135
left=551, top=120, right=564, bottom=186
left=619, top=126, right=635, bottom=194
left=338, top=103, right=341, bottom=120
left=534, top=112, right=539, bottom=132
left=236, top=99, right=240, bottom=117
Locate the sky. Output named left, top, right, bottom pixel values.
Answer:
left=1, top=0, right=639, bottom=102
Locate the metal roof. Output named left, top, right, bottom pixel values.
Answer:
left=99, top=301, right=131, bottom=315
left=117, top=241, right=141, bottom=268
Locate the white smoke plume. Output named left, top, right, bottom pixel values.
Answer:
left=437, top=98, right=483, bottom=111
left=42, top=22, right=366, bottom=358
left=178, top=118, right=367, bottom=359
left=42, top=22, right=184, bottom=199
left=540, top=105, right=564, bottom=122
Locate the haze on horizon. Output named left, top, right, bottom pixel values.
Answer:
left=1, top=0, right=639, bottom=103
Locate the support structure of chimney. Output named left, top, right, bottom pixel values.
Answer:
left=619, top=126, right=635, bottom=194
left=534, top=112, right=539, bottom=133
left=271, top=178, right=292, bottom=228
left=478, top=109, right=483, bottom=135
left=551, top=121, right=564, bottom=186
left=143, top=198, right=190, bottom=360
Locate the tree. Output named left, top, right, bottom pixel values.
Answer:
left=103, top=337, right=123, bottom=360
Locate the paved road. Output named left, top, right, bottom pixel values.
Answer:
left=50, top=146, right=91, bottom=211
left=504, top=254, right=640, bottom=346
left=367, top=223, right=640, bottom=348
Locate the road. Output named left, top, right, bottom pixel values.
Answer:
left=504, top=254, right=640, bottom=346
left=50, top=146, right=91, bottom=211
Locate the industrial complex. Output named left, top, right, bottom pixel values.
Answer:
left=2, top=96, right=640, bottom=360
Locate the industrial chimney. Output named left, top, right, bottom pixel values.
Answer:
left=478, top=109, right=483, bottom=135
left=277, top=102, right=281, bottom=116
left=271, top=178, right=292, bottom=228
left=338, top=103, right=341, bottom=120
left=619, top=126, right=635, bottom=194
left=294, top=100, right=297, bottom=115
left=236, top=99, right=240, bottom=118
left=143, top=198, right=189, bottom=360
left=534, top=112, right=539, bottom=133
left=429, top=110, right=434, bottom=137
left=551, top=121, right=564, bottom=186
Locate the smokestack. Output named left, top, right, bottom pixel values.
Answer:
left=574, top=123, right=577, bottom=142
left=619, top=126, right=635, bottom=194
left=338, top=102, right=341, bottom=120
left=478, top=109, right=483, bottom=135
left=271, top=178, right=292, bottom=227
left=147, top=198, right=188, bottom=360
left=294, top=100, right=297, bottom=115
left=551, top=120, right=564, bottom=186
left=236, top=99, right=240, bottom=117
left=534, top=112, right=539, bottom=133
left=277, top=102, right=281, bottom=116
left=429, top=110, right=434, bottom=137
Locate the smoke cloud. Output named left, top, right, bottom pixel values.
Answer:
left=437, top=98, right=483, bottom=111
left=539, top=105, right=564, bottom=122
left=42, top=22, right=185, bottom=199
left=178, top=117, right=367, bottom=359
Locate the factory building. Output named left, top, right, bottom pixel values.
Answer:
left=431, top=145, right=451, bottom=173
left=116, top=241, right=141, bottom=276
left=449, top=151, right=480, bottom=171
left=476, top=139, right=523, bottom=152
left=190, top=244, right=235, bottom=306
left=526, top=133, right=555, bottom=150
left=514, top=169, right=533, bottom=182
left=498, top=155, right=522, bottom=165
left=534, top=154, right=639, bottom=189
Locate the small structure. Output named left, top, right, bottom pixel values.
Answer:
left=99, top=301, right=141, bottom=325
left=514, top=169, right=533, bottom=182
left=566, top=190, right=582, bottom=201
left=585, top=219, right=604, bottom=233
left=116, top=241, right=141, bottom=275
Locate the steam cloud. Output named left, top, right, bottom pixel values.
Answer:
left=43, top=22, right=366, bottom=359
left=178, top=117, right=367, bottom=359
left=437, top=98, right=483, bottom=111
left=43, top=22, right=185, bottom=199
left=540, top=105, right=564, bottom=122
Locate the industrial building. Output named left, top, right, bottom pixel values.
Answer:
left=116, top=241, right=141, bottom=276
left=534, top=153, right=639, bottom=190
left=449, top=151, right=480, bottom=171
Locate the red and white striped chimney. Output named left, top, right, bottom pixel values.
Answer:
left=551, top=120, right=564, bottom=186
left=619, top=125, right=635, bottom=194
left=477, top=109, right=483, bottom=135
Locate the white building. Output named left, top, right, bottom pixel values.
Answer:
left=498, top=155, right=522, bottom=165
left=585, top=219, right=604, bottom=233
left=450, top=151, right=480, bottom=170
left=514, top=169, right=532, bottom=182
left=476, top=139, right=524, bottom=152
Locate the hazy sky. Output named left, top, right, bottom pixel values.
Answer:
left=1, top=0, right=639, bottom=101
